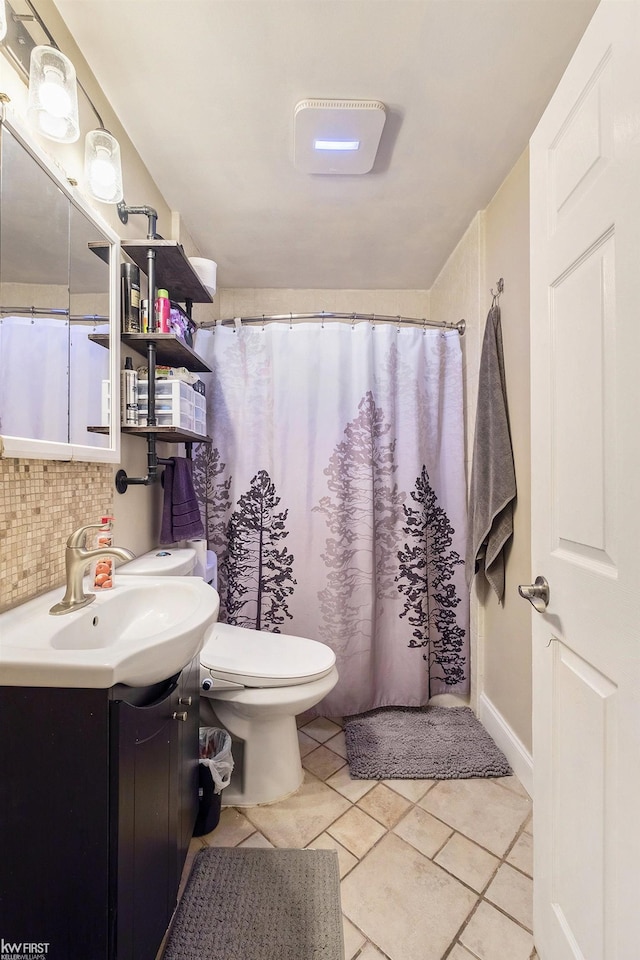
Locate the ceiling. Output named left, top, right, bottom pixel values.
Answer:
left=52, top=0, right=599, bottom=291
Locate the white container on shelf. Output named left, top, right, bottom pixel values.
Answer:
left=137, top=379, right=206, bottom=434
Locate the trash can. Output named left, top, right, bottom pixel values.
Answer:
left=193, top=727, right=234, bottom=837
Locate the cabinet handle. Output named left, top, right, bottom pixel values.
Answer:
left=172, top=711, right=188, bottom=722
left=178, top=696, right=193, bottom=706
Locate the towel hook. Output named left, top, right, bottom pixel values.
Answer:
left=490, top=277, right=504, bottom=306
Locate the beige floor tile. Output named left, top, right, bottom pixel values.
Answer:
left=201, top=807, right=255, bottom=846
left=419, top=779, right=532, bottom=856
left=303, top=744, right=347, bottom=780
left=237, top=831, right=273, bottom=848
left=357, top=783, right=412, bottom=828
left=341, top=833, right=477, bottom=960
left=302, top=717, right=343, bottom=743
left=298, top=729, right=318, bottom=758
left=327, top=806, right=386, bottom=859
left=392, top=805, right=453, bottom=859
left=327, top=765, right=377, bottom=802
left=507, top=831, right=533, bottom=877
left=342, top=917, right=367, bottom=960
left=383, top=778, right=435, bottom=802
left=325, top=729, right=348, bottom=758
left=357, top=944, right=389, bottom=960
left=495, top=776, right=531, bottom=799
left=434, top=832, right=499, bottom=893
left=242, top=772, right=350, bottom=847
left=448, top=946, right=478, bottom=960
left=485, top=863, right=533, bottom=931
left=460, top=901, right=533, bottom=960
left=306, top=831, right=358, bottom=878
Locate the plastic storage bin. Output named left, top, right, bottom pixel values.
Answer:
left=193, top=727, right=234, bottom=837
left=137, top=379, right=207, bottom=434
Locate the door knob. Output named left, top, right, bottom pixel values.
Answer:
left=518, top=576, right=550, bottom=612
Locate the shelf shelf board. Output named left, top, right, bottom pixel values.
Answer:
left=89, top=239, right=214, bottom=304
left=89, top=332, right=212, bottom=372
left=88, top=425, right=211, bottom=445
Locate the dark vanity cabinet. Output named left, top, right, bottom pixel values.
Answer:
left=0, top=658, right=200, bottom=960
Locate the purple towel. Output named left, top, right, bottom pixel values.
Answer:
left=159, top=457, right=204, bottom=544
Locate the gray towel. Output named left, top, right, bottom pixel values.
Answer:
left=159, top=457, right=204, bottom=545
left=466, top=304, right=516, bottom=602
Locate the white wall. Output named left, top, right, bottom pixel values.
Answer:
left=429, top=149, right=533, bottom=788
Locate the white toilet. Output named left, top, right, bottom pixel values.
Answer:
left=120, top=546, right=338, bottom=807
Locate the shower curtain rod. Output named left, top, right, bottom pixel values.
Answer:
left=0, top=306, right=109, bottom=322
left=205, top=311, right=466, bottom=335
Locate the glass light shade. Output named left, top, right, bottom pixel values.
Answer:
left=27, top=45, right=80, bottom=143
left=84, top=129, right=124, bottom=203
left=0, top=1, right=7, bottom=42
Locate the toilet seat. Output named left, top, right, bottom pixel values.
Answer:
left=201, top=621, right=336, bottom=688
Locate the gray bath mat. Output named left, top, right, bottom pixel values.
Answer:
left=163, top=847, right=344, bottom=960
left=344, top=705, right=511, bottom=779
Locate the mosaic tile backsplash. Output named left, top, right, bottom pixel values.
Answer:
left=0, top=458, right=113, bottom=612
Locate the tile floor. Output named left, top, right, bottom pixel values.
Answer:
left=179, top=716, right=537, bottom=960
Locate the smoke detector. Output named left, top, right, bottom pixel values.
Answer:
left=294, top=99, right=387, bottom=174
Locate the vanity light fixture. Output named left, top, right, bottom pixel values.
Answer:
left=0, top=0, right=125, bottom=202
left=27, top=44, right=79, bottom=143
left=84, top=127, right=123, bottom=203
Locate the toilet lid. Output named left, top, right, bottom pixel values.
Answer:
left=200, top=621, right=336, bottom=687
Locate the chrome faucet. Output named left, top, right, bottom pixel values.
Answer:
left=49, top=523, right=136, bottom=616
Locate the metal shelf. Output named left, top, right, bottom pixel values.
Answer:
left=88, top=425, right=211, bottom=445
left=89, top=239, right=213, bottom=304
left=89, top=333, right=212, bottom=372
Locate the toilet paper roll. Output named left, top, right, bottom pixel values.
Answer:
left=188, top=257, right=217, bottom=297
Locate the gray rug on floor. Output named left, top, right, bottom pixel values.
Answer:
left=163, top=848, right=344, bottom=960
left=344, top=705, right=512, bottom=779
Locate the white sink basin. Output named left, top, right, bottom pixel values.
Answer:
left=0, top=576, right=220, bottom=688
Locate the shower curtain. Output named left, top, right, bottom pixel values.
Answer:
left=193, top=322, right=469, bottom=716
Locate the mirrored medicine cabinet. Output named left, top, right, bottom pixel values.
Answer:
left=0, top=110, right=120, bottom=462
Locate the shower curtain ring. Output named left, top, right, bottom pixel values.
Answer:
left=290, top=312, right=293, bottom=330
left=396, top=314, right=401, bottom=332
left=370, top=313, right=375, bottom=330
left=262, top=314, right=266, bottom=331
left=351, top=313, right=356, bottom=330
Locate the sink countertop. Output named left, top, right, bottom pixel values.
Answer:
left=0, top=576, right=220, bottom=689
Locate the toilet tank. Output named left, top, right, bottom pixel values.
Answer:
left=119, top=547, right=197, bottom=577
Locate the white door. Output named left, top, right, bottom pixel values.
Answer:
left=529, top=2, right=640, bottom=958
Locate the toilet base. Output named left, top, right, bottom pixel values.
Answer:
left=200, top=666, right=338, bottom=806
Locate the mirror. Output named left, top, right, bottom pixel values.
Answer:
left=0, top=113, right=120, bottom=462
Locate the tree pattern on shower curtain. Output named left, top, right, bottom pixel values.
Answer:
left=314, top=391, right=406, bottom=647
left=192, top=444, right=233, bottom=615
left=225, top=469, right=296, bottom=632
left=396, top=464, right=466, bottom=690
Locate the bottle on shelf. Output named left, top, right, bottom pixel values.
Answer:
left=92, top=517, right=115, bottom=590
left=155, top=288, right=171, bottom=333
left=121, top=357, right=139, bottom=426
left=121, top=263, right=141, bottom=333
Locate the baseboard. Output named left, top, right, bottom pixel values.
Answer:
left=478, top=692, right=533, bottom=797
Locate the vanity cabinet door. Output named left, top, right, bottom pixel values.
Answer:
left=172, top=655, right=200, bottom=890
left=110, top=680, right=178, bottom=960
left=0, top=686, right=111, bottom=960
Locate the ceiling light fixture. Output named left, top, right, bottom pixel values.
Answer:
left=1, top=0, right=124, bottom=202
left=294, top=99, right=386, bottom=174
